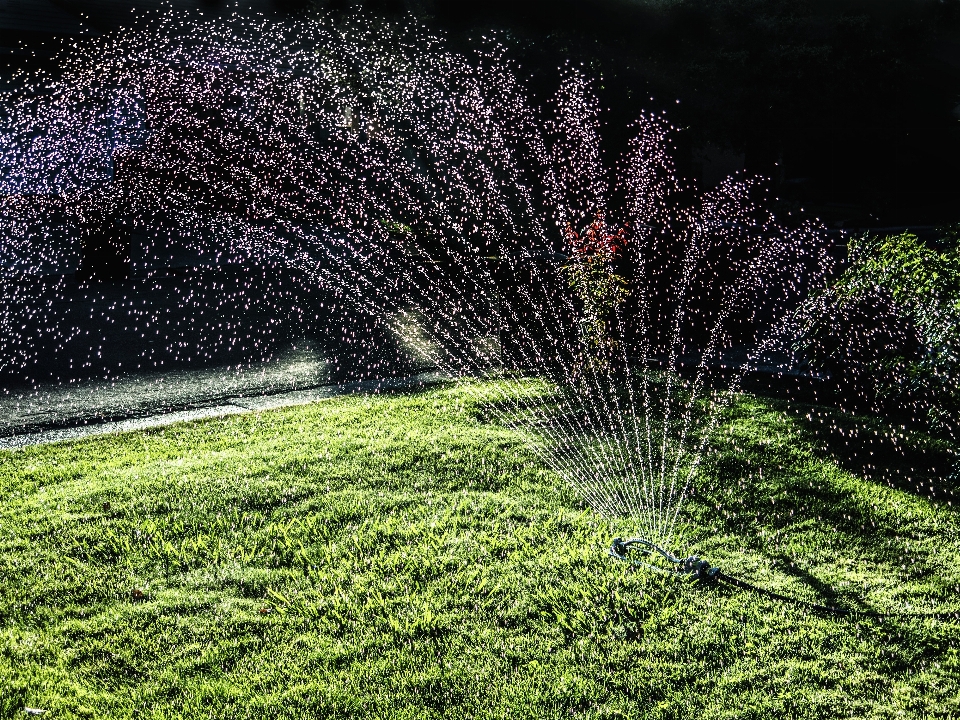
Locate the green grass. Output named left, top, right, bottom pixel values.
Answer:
left=1, top=380, right=959, bottom=719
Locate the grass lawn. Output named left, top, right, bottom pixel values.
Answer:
left=1, top=379, right=959, bottom=719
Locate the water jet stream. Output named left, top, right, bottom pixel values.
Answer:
left=0, top=12, right=832, bottom=553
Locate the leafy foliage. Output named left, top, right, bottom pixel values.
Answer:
left=562, top=213, right=630, bottom=380
left=793, top=232, right=960, bottom=435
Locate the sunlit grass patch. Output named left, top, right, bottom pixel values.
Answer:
left=1, top=381, right=958, bottom=719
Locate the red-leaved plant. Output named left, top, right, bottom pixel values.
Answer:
left=563, top=212, right=631, bottom=380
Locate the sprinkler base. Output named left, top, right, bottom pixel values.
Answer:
left=610, top=537, right=720, bottom=581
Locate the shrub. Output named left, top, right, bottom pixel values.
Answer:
left=793, top=231, right=960, bottom=435
left=562, top=213, right=630, bottom=381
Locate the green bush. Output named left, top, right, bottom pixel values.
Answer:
left=793, top=231, right=960, bottom=435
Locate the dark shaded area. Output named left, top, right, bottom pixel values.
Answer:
left=47, top=0, right=314, bottom=27
left=2, top=0, right=957, bottom=431
left=12, top=1, right=958, bottom=227
left=787, top=404, right=959, bottom=504
left=704, top=394, right=958, bottom=512
left=0, top=261, right=421, bottom=391
left=411, top=0, right=960, bottom=227
left=491, top=254, right=576, bottom=373
left=801, top=286, right=925, bottom=412
left=688, top=396, right=959, bottom=614
left=76, top=218, right=131, bottom=282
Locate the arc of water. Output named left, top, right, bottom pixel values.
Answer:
left=0, top=13, right=836, bottom=548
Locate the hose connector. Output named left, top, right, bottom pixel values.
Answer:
left=611, top=536, right=631, bottom=559
left=681, top=555, right=720, bottom=581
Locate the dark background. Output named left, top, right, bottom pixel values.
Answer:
left=1, top=0, right=956, bottom=427
left=3, top=0, right=959, bottom=227
left=409, top=0, right=960, bottom=228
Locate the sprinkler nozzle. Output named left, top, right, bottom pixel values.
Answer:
left=681, top=555, right=719, bottom=582
left=611, top=537, right=630, bottom=558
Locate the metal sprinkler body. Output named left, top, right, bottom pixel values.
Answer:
left=610, top=537, right=719, bottom=581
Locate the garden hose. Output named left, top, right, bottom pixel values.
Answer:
left=608, top=537, right=960, bottom=620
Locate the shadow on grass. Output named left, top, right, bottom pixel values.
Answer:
left=682, top=394, right=960, bottom=604
left=784, top=403, right=959, bottom=505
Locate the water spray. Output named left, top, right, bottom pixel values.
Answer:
left=4, top=11, right=953, bottom=624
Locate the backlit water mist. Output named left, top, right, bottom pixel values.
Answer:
left=0, top=13, right=832, bottom=547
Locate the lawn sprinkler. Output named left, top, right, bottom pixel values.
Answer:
left=609, top=537, right=720, bottom=581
